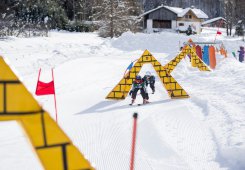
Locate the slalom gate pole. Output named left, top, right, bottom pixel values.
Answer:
left=37, top=68, right=41, bottom=82
left=214, top=19, right=223, bottom=43
left=52, top=68, right=58, bottom=123
left=130, top=113, right=138, bottom=170
left=35, top=68, right=41, bottom=94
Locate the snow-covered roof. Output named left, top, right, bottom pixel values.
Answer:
left=139, top=5, right=166, bottom=17
left=202, top=17, right=226, bottom=25
left=139, top=5, right=208, bottom=19
left=178, top=7, right=208, bottom=19
left=163, top=6, right=183, bottom=14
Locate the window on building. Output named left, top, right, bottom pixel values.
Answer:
left=153, top=20, right=171, bottom=28
left=185, top=15, right=192, bottom=19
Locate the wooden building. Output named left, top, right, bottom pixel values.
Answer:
left=201, top=17, right=226, bottom=28
left=140, top=5, right=208, bottom=34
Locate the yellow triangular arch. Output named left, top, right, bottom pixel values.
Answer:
left=0, top=57, right=94, bottom=170
left=164, top=45, right=211, bottom=73
left=106, top=50, right=189, bottom=100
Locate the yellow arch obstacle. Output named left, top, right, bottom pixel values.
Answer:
left=164, top=45, right=210, bottom=73
left=106, top=45, right=210, bottom=100
left=0, top=57, right=94, bottom=170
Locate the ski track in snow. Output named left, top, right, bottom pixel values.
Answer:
left=0, top=30, right=245, bottom=170
left=181, top=59, right=245, bottom=170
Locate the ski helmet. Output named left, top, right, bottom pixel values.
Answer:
left=146, top=71, right=151, bottom=76
left=136, top=75, right=141, bottom=80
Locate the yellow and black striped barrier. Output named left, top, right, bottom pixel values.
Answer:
left=0, top=57, right=94, bottom=170
left=164, top=45, right=210, bottom=73
left=106, top=50, right=189, bottom=100
left=106, top=45, right=210, bottom=100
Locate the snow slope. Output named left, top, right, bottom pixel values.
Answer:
left=0, top=30, right=245, bottom=170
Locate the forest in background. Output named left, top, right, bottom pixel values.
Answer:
left=0, top=0, right=244, bottom=37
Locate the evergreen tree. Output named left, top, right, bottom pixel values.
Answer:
left=235, top=20, right=244, bottom=36
left=0, top=1, right=14, bottom=36
left=93, top=0, right=142, bottom=38
left=13, top=0, right=68, bottom=30
left=235, top=0, right=245, bottom=24
left=124, top=0, right=143, bottom=33
left=144, top=0, right=156, bottom=10
left=224, top=0, right=236, bottom=36
left=0, top=0, right=69, bottom=36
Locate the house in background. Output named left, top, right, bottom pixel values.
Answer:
left=201, top=17, right=226, bottom=28
left=139, top=5, right=208, bottom=34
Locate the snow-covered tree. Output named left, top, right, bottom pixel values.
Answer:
left=124, top=0, right=143, bottom=33
left=93, top=0, right=142, bottom=38
left=224, top=0, right=236, bottom=36
left=144, top=0, right=156, bottom=10
left=234, top=0, right=245, bottom=23
left=0, top=0, right=68, bottom=37
left=14, top=0, right=68, bottom=29
left=0, top=1, right=14, bottom=36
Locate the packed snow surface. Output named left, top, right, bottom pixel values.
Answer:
left=0, top=30, right=245, bottom=170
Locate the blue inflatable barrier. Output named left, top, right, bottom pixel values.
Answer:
left=203, top=45, right=210, bottom=65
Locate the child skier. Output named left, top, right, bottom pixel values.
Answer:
left=238, top=46, right=245, bottom=62
left=143, top=71, right=155, bottom=94
left=129, top=75, right=148, bottom=105
left=186, top=25, right=193, bottom=36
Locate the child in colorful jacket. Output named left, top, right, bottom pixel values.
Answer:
left=129, top=75, right=148, bottom=105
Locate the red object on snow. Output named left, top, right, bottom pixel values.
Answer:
left=35, top=80, right=55, bottom=95
left=217, top=31, right=222, bottom=35
left=196, top=45, right=203, bottom=60
left=35, top=68, right=58, bottom=122
left=130, top=113, right=138, bottom=170
left=214, top=20, right=224, bottom=42
left=35, top=68, right=55, bottom=95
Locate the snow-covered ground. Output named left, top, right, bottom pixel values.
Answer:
left=0, top=29, right=245, bottom=170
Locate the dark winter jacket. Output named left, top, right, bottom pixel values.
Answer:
left=238, top=46, right=245, bottom=62
left=186, top=26, right=192, bottom=35
left=143, top=75, right=155, bottom=86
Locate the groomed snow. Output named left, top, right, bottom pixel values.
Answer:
left=0, top=29, right=244, bottom=170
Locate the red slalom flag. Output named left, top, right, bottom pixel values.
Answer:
left=35, top=69, right=55, bottom=95
left=35, top=80, right=55, bottom=95
left=214, top=19, right=224, bottom=42
left=35, top=68, right=58, bottom=122
left=217, top=31, right=222, bottom=35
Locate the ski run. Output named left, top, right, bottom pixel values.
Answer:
left=0, top=28, right=245, bottom=170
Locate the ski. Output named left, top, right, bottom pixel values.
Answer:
left=129, top=103, right=142, bottom=106
left=129, top=103, right=150, bottom=106
left=129, top=103, right=141, bottom=106
left=138, top=103, right=150, bottom=106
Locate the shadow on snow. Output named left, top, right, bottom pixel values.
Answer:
left=76, top=99, right=173, bottom=115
